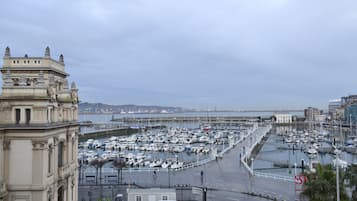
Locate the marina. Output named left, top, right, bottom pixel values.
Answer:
left=78, top=123, right=257, bottom=172
left=77, top=113, right=357, bottom=200
left=78, top=113, right=357, bottom=174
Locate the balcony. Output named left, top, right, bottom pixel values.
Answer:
left=1, top=86, right=48, bottom=99
left=58, top=165, right=71, bottom=180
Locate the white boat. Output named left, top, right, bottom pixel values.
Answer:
left=199, top=136, right=210, bottom=143
left=162, top=144, right=170, bottom=152
left=101, top=150, right=112, bottom=160
left=149, top=160, right=163, bottom=168
left=306, top=147, right=318, bottom=155
left=93, top=140, right=101, bottom=149
left=285, top=138, right=293, bottom=143
left=170, top=138, right=179, bottom=144
left=312, top=143, right=320, bottom=150
left=173, top=146, right=185, bottom=153
left=184, top=138, right=193, bottom=144
left=333, top=158, right=348, bottom=169
left=214, top=132, right=222, bottom=139
left=109, top=136, right=118, bottom=142
left=85, top=139, right=94, bottom=148
left=161, top=161, right=172, bottom=169
left=202, top=147, right=210, bottom=154
left=170, top=161, right=183, bottom=169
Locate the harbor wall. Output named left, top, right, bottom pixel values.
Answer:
left=78, top=125, right=165, bottom=142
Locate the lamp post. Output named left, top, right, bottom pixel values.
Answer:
left=350, top=113, right=353, bottom=136
left=168, top=167, right=171, bottom=188
left=335, top=149, right=341, bottom=201
left=251, top=158, right=254, bottom=175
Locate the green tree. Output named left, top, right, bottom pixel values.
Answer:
left=90, top=157, right=108, bottom=199
left=302, top=164, right=349, bottom=201
left=98, top=198, right=111, bottom=201
left=345, top=164, right=357, bottom=201
left=113, top=158, right=126, bottom=185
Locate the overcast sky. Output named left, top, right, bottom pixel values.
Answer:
left=1, top=0, right=357, bottom=110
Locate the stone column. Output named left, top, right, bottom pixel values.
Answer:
left=32, top=141, right=46, bottom=186
left=2, top=140, right=10, bottom=184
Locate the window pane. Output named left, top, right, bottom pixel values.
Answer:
left=15, top=109, right=21, bottom=124
left=25, top=109, right=31, bottom=124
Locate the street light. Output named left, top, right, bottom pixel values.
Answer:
left=335, top=148, right=341, bottom=201
left=115, top=194, right=123, bottom=201
left=251, top=158, right=254, bottom=175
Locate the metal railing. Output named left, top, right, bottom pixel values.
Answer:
left=254, top=172, right=294, bottom=182
left=240, top=125, right=294, bottom=182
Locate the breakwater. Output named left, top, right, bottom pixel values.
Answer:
left=78, top=125, right=165, bottom=142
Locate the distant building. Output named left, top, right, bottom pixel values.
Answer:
left=127, top=188, right=176, bottom=201
left=329, top=94, right=357, bottom=123
left=273, top=114, right=293, bottom=124
left=341, top=95, right=357, bottom=106
left=345, top=104, right=357, bottom=124
left=328, top=99, right=342, bottom=119
left=304, top=107, right=322, bottom=122
left=336, top=107, right=345, bottom=121
left=0, top=47, right=79, bottom=201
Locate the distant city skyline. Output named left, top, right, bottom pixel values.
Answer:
left=1, top=0, right=357, bottom=110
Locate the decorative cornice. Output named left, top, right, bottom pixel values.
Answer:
left=32, top=140, right=47, bottom=150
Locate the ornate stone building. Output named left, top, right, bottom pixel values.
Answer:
left=0, top=47, right=79, bottom=201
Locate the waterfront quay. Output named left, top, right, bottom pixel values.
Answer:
left=112, top=116, right=262, bottom=125
left=78, top=124, right=297, bottom=201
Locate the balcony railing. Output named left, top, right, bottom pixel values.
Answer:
left=1, top=87, right=48, bottom=98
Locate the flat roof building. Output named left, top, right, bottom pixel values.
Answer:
left=127, top=188, right=177, bottom=201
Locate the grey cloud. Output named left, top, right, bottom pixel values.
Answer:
left=1, top=0, right=357, bottom=109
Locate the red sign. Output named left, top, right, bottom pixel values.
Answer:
left=294, top=175, right=308, bottom=184
left=295, top=174, right=308, bottom=191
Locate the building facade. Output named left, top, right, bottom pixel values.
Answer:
left=328, top=99, right=342, bottom=120
left=273, top=114, right=292, bottom=124
left=0, top=47, right=79, bottom=201
left=304, top=107, right=322, bottom=122
left=127, top=188, right=176, bottom=201
left=345, top=104, right=357, bottom=124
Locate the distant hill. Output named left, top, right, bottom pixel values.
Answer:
left=78, top=102, right=192, bottom=114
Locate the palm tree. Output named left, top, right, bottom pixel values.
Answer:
left=90, top=157, right=108, bottom=198
left=113, top=158, right=126, bottom=185
left=345, top=164, right=357, bottom=201
left=302, top=164, right=349, bottom=201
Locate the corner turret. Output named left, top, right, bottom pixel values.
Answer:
left=59, top=54, right=64, bottom=64
left=4, top=46, right=10, bottom=58
left=45, top=46, right=50, bottom=58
